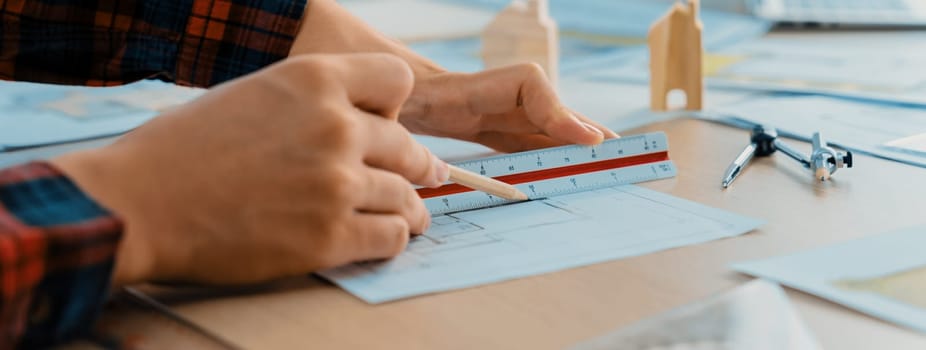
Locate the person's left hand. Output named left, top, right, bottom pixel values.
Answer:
left=399, top=63, right=620, bottom=152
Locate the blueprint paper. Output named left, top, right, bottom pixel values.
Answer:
left=0, top=80, right=202, bottom=150
left=885, top=133, right=926, bottom=158
left=420, top=0, right=768, bottom=73
left=589, top=33, right=926, bottom=106
left=572, top=280, right=821, bottom=350
left=0, top=137, right=118, bottom=169
left=733, top=226, right=926, bottom=334
left=702, top=94, right=926, bottom=168
left=344, top=0, right=769, bottom=73
left=436, top=0, right=769, bottom=49
left=320, top=185, right=763, bottom=303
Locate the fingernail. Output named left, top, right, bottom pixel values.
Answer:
left=432, top=154, right=450, bottom=187
left=580, top=121, right=604, bottom=137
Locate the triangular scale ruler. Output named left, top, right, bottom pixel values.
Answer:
left=419, top=132, right=677, bottom=215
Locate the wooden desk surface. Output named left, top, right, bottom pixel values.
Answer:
left=105, top=118, right=926, bottom=349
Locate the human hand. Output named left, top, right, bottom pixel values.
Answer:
left=399, top=63, right=620, bottom=152
left=51, top=54, right=449, bottom=286
left=288, top=0, right=615, bottom=151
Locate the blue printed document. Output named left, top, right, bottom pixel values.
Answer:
left=321, top=185, right=762, bottom=303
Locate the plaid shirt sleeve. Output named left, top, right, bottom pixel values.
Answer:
left=0, top=0, right=307, bottom=87
left=0, top=162, right=123, bottom=349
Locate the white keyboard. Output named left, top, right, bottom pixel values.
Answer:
left=752, top=0, right=926, bottom=26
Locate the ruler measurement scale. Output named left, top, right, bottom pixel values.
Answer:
left=420, top=132, right=677, bottom=215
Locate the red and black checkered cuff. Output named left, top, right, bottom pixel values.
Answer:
left=0, top=162, right=123, bottom=348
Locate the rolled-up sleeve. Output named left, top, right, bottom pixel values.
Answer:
left=0, top=0, right=307, bottom=87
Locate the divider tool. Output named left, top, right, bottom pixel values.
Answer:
left=722, top=125, right=853, bottom=189
left=418, top=132, right=677, bottom=215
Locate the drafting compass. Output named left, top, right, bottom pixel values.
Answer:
left=722, top=125, right=853, bottom=188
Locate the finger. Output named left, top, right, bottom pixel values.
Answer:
left=327, top=53, right=415, bottom=120
left=357, top=168, right=430, bottom=234
left=479, top=109, right=542, bottom=134
left=359, top=111, right=450, bottom=188
left=464, top=64, right=603, bottom=145
left=474, top=132, right=566, bottom=153
left=346, top=213, right=411, bottom=262
left=570, top=109, right=620, bottom=138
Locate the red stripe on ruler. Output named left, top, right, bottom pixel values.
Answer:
left=417, top=151, right=670, bottom=199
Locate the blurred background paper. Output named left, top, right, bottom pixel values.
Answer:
left=590, top=31, right=926, bottom=107
left=703, top=94, right=926, bottom=168
left=572, top=280, right=821, bottom=350
left=734, top=226, right=926, bottom=334
left=0, top=80, right=201, bottom=151
left=339, top=0, right=494, bottom=42
left=342, top=0, right=769, bottom=73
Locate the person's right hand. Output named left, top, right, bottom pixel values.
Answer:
left=51, top=53, right=449, bottom=286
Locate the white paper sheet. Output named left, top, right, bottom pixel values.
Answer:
left=572, top=280, right=821, bottom=350
left=320, top=185, right=762, bottom=303
left=702, top=94, right=926, bottom=168
left=733, top=226, right=926, bottom=334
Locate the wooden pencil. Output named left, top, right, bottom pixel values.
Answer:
left=448, top=165, right=529, bottom=201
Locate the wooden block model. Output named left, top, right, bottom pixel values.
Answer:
left=648, top=0, right=703, bottom=111
left=481, top=0, right=559, bottom=86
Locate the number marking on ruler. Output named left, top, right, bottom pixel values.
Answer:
left=419, top=132, right=677, bottom=215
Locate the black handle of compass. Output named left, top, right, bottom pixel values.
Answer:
left=749, top=125, right=779, bottom=157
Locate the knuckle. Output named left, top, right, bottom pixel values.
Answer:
left=399, top=182, right=416, bottom=208
left=404, top=190, right=423, bottom=221
left=375, top=53, right=415, bottom=94
left=409, top=203, right=430, bottom=235
left=386, top=218, right=410, bottom=257
left=412, top=147, right=435, bottom=182
left=281, top=56, right=337, bottom=85
left=393, top=150, right=417, bottom=176
left=518, top=62, right=547, bottom=78
left=316, top=112, right=359, bottom=149
left=382, top=171, right=410, bottom=201
left=309, top=226, right=346, bottom=267
left=324, top=166, right=360, bottom=201
left=262, top=58, right=340, bottom=110
left=310, top=217, right=351, bottom=267
left=393, top=182, right=416, bottom=216
left=414, top=194, right=430, bottom=217
left=313, top=165, right=358, bottom=205
left=311, top=202, right=346, bottom=233
left=391, top=138, right=431, bottom=181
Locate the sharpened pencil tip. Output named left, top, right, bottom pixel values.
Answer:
left=815, top=168, right=830, bottom=182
